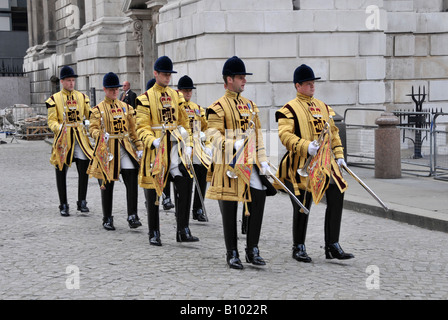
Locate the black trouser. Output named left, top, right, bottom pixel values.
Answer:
left=192, top=164, right=207, bottom=211
left=218, top=187, right=266, bottom=252
left=144, top=174, right=193, bottom=232
left=285, top=180, right=344, bottom=246
left=173, top=175, right=193, bottom=231
left=163, top=175, right=171, bottom=199
left=144, top=188, right=159, bottom=232
left=55, top=158, right=90, bottom=205
left=99, top=169, right=139, bottom=218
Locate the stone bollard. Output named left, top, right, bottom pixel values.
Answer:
left=375, top=112, right=401, bottom=179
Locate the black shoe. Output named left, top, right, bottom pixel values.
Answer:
left=59, top=204, right=69, bottom=217
left=325, top=243, right=354, bottom=260
left=176, top=227, right=199, bottom=242
left=226, top=250, right=244, bottom=270
left=148, top=230, right=162, bottom=246
left=127, top=214, right=142, bottom=229
left=292, top=244, right=312, bottom=263
left=77, top=200, right=89, bottom=213
left=162, top=197, right=175, bottom=210
left=102, top=216, right=115, bottom=231
left=192, top=208, right=207, bottom=222
left=245, top=247, right=266, bottom=266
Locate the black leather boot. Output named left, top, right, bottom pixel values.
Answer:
left=192, top=208, right=207, bottom=222
left=325, top=242, right=354, bottom=260
left=56, top=166, right=69, bottom=216
left=144, top=188, right=161, bottom=246
left=162, top=197, right=175, bottom=210
left=219, top=200, right=242, bottom=269
left=127, top=214, right=142, bottom=229
left=226, top=250, right=244, bottom=270
left=176, top=227, right=199, bottom=242
left=324, top=184, right=344, bottom=243
left=148, top=230, right=162, bottom=246
left=245, top=247, right=265, bottom=266
left=162, top=180, right=175, bottom=210
left=75, top=159, right=90, bottom=213
left=173, top=175, right=199, bottom=242
left=285, top=181, right=313, bottom=262
left=59, top=203, right=69, bottom=217
left=122, top=169, right=142, bottom=229
left=192, top=163, right=208, bottom=222
left=292, top=244, right=312, bottom=263
left=77, top=200, right=89, bottom=213
left=102, top=216, right=115, bottom=230
left=245, top=188, right=267, bottom=266
left=100, top=180, right=115, bottom=230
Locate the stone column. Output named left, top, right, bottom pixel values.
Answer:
left=125, top=0, right=166, bottom=91
left=375, top=113, right=401, bottom=179
left=41, top=0, right=56, bottom=56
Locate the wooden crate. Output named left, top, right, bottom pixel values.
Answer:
left=24, top=126, right=54, bottom=140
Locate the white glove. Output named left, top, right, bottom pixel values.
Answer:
left=260, top=161, right=271, bottom=175
left=152, top=138, right=161, bottom=149
left=185, top=146, right=193, bottom=158
left=234, top=139, right=244, bottom=151
left=136, top=150, right=143, bottom=159
left=336, top=158, right=346, bottom=167
left=204, top=147, right=213, bottom=157
left=179, top=126, right=188, bottom=140
left=200, top=131, right=206, bottom=142
left=307, top=140, right=319, bottom=156
left=104, top=132, right=110, bottom=143
left=84, top=120, right=90, bottom=127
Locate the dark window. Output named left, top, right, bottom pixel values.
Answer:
left=0, top=3, right=27, bottom=32
left=11, top=6, right=27, bottom=31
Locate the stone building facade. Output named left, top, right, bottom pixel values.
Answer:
left=24, top=0, right=448, bottom=155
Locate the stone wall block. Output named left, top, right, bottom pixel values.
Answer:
left=235, top=34, right=297, bottom=58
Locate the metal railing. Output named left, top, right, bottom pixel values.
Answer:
left=0, top=57, right=26, bottom=77
left=393, top=110, right=434, bottom=176
left=343, top=108, right=385, bottom=168
left=433, top=112, right=448, bottom=181
left=343, top=108, right=448, bottom=179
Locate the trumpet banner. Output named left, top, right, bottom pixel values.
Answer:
left=54, top=123, right=69, bottom=170
left=151, top=135, right=167, bottom=197
left=308, top=132, right=331, bottom=204
left=93, top=131, right=112, bottom=185
left=231, top=131, right=256, bottom=187
left=193, top=135, right=212, bottom=169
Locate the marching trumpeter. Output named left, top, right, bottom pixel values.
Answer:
left=206, top=56, right=275, bottom=269
left=46, top=66, right=94, bottom=216
left=135, top=56, right=199, bottom=246
left=275, top=64, right=354, bottom=262
left=88, top=72, right=143, bottom=231
left=146, top=77, right=175, bottom=211
left=177, top=75, right=211, bottom=222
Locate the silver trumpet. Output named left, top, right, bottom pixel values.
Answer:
left=297, top=122, right=331, bottom=177
left=226, top=120, right=256, bottom=179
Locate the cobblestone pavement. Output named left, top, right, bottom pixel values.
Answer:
left=1, top=140, right=448, bottom=301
